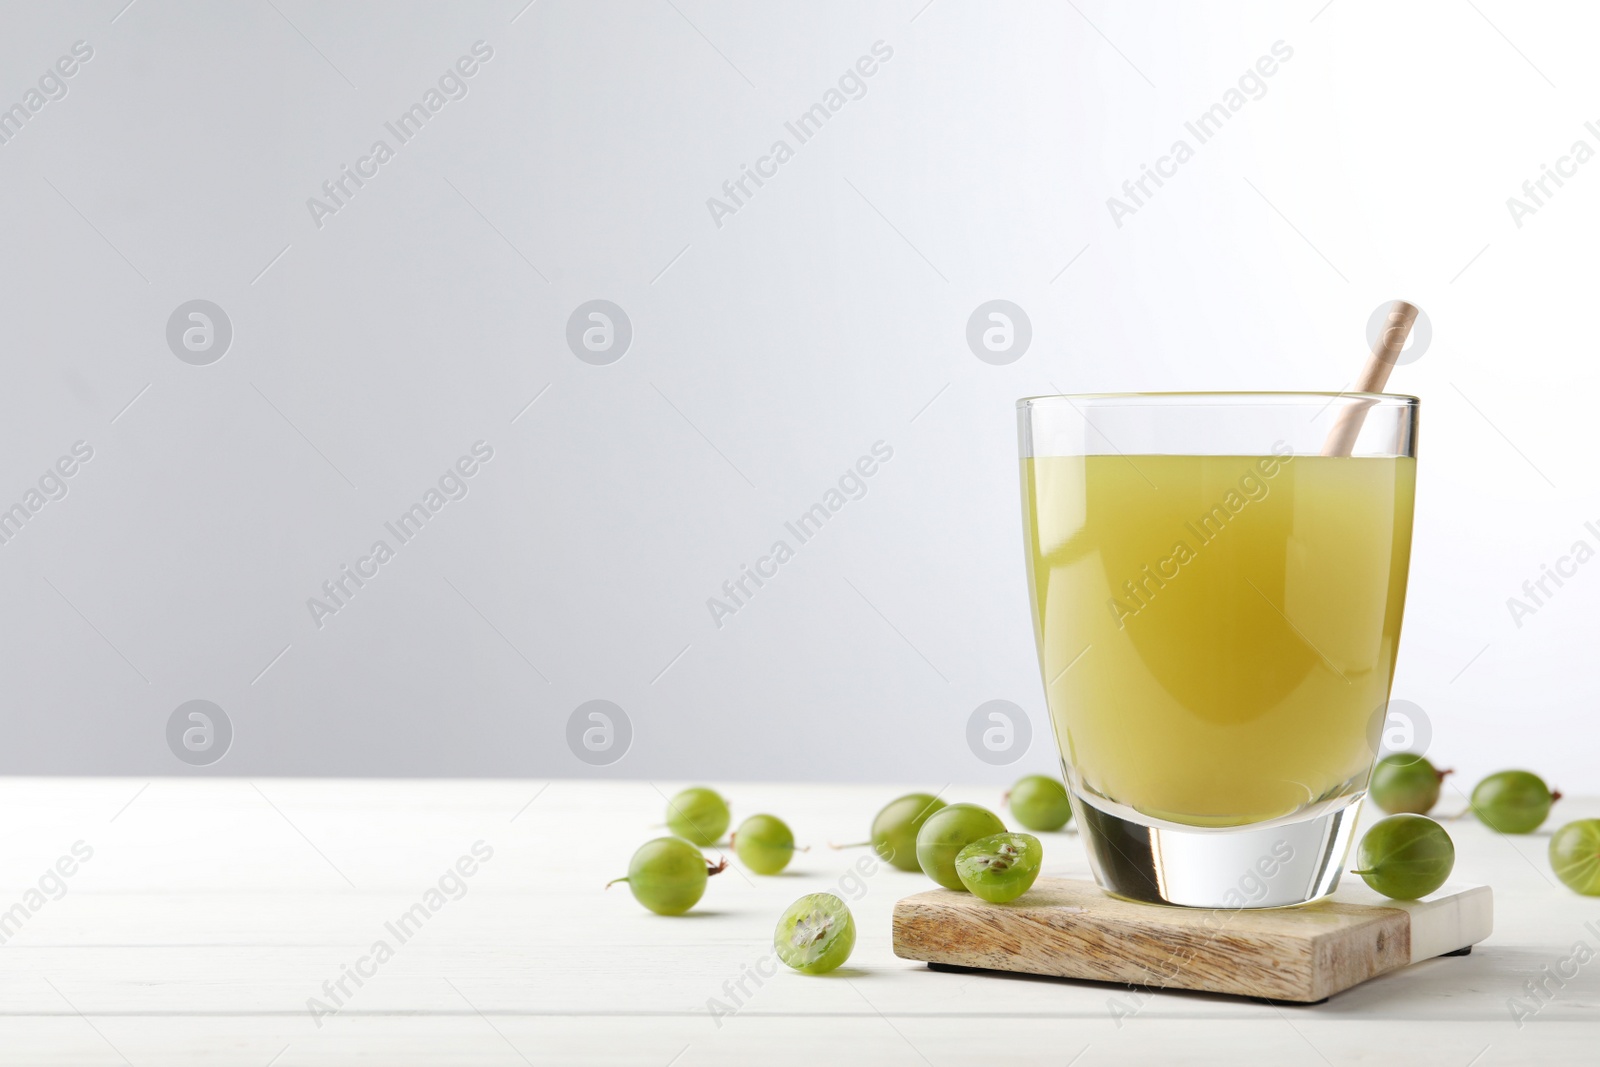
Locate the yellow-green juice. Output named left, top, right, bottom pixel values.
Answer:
left=1022, top=452, right=1415, bottom=827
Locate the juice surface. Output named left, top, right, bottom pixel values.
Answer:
left=1022, top=452, right=1415, bottom=827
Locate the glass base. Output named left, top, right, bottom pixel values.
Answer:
left=1070, top=789, right=1363, bottom=908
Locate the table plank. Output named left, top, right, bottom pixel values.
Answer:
left=0, top=1016, right=1591, bottom=1066
left=0, top=779, right=1595, bottom=1062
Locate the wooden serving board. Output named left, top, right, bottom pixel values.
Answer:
left=893, top=877, right=1492, bottom=1003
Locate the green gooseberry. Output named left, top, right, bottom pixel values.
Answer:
left=665, top=786, right=730, bottom=846
left=608, top=837, right=726, bottom=915
left=774, top=893, right=855, bottom=974
left=834, top=793, right=947, bottom=872
left=1006, top=775, right=1073, bottom=831
left=1470, top=770, right=1560, bottom=834
left=916, top=803, right=1006, bottom=890
left=1351, top=814, right=1455, bottom=900
left=1549, top=819, right=1600, bottom=896
left=955, top=832, right=1043, bottom=903
left=732, top=814, right=804, bottom=875
left=1369, top=753, right=1451, bottom=815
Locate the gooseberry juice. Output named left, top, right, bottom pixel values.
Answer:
left=1022, top=452, right=1416, bottom=828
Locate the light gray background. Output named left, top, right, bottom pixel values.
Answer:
left=1, top=1, right=1594, bottom=788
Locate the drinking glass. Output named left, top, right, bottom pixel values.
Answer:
left=1018, top=393, right=1418, bottom=907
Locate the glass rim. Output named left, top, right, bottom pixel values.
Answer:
left=1017, top=391, right=1419, bottom=407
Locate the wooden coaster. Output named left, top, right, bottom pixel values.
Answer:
left=892, top=877, right=1492, bottom=1003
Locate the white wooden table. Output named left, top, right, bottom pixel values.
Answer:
left=1, top=778, right=1595, bottom=1065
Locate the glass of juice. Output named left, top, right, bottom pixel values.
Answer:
left=1019, top=393, right=1417, bottom=908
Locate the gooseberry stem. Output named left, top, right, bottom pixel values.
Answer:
left=1552, top=789, right=1564, bottom=803
left=1348, top=869, right=1373, bottom=876
left=707, top=857, right=729, bottom=877
left=830, top=841, right=870, bottom=850
left=605, top=877, right=628, bottom=889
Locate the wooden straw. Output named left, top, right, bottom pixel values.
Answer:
left=1320, top=300, right=1420, bottom=456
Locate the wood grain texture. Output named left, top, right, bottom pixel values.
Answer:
left=892, top=877, right=1480, bottom=1002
